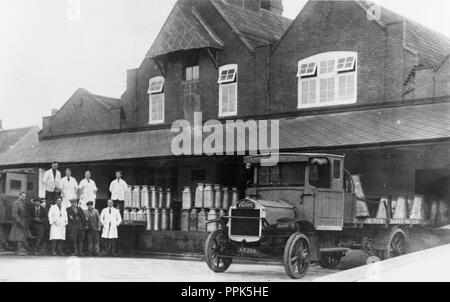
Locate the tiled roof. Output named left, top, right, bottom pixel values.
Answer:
left=0, top=126, right=39, bottom=155
left=0, top=101, right=449, bottom=167
left=210, top=0, right=292, bottom=48
left=358, top=1, right=450, bottom=67
left=146, top=1, right=223, bottom=58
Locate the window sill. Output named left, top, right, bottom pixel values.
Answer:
left=148, top=121, right=165, bottom=125
left=298, top=100, right=357, bottom=110
left=218, top=112, right=238, bottom=119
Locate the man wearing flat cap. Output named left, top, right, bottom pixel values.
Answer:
left=84, top=201, right=101, bottom=256
left=66, top=199, right=86, bottom=256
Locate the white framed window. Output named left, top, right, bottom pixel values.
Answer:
left=297, top=52, right=357, bottom=109
left=148, top=76, right=165, bottom=124
left=218, top=64, right=238, bottom=117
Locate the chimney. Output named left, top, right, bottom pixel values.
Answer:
left=260, top=0, right=284, bottom=15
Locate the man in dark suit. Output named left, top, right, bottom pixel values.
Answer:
left=27, top=198, right=48, bottom=254
left=67, top=199, right=86, bottom=256
left=0, top=193, right=7, bottom=252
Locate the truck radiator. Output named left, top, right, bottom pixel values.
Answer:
left=230, top=209, right=260, bottom=236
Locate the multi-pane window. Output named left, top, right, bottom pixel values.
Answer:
left=183, top=52, right=199, bottom=82
left=298, top=52, right=357, bottom=109
left=218, top=64, right=238, bottom=117
left=148, top=76, right=165, bottom=124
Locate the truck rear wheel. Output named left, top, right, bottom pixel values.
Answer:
left=383, top=227, right=408, bottom=260
left=283, top=232, right=311, bottom=279
left=205, top=229, right=232, bottom=273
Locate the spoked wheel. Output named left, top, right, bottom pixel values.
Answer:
left=205, top=229, right=233, bottom=273
left=383, top=227, right=408, bottom=259
left=283, top=233, right=311, bottom=279
left=319, top=253, right=342, bottom=269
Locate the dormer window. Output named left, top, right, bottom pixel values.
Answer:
left=298, top=52, right=357, bottom=109
left=183, top=52, right=199, bottom=82
left=218, top=64, right=238, bottom=117
left=148, top=76, right=165, bottom=124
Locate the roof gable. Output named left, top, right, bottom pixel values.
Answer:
left=0, top=126, right=39, bottom=155
left=146, top=0, right=223, bottom=58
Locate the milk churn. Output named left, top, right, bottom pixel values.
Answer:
left=158, top=187, right=164, bottom=209
left=141, top=185, right=149, bottom=209
left=195, top=183, right=204, bottom=208
left=231, top=187, right=239, bottom=206
left=124, top=185, right=133, bottom=208
left=161, top=209, right=169, bottom=230
left=150, top=186, right=158, bottom=209
left=214, top=185, right=222, bottom=209
left=153, top=208, right=160, bottom=231
left=181, top=210, right=190, bottom=232
left=222, top=187, right=230, bottom=210
left=410, top=195, right=427, bottom=220
left=132, top=186, right=141, bottom=209
left=197, top=209, right=207, bottom=232
left=436, top=200, right=449, bottom=227
left=203, top=184, right=215, bottom=209
left=146, top=208, right=152, bottom=230
left=149, top=209, right=155, bottom=230
left=139, top=209, right=145, bottom=221
left=189, top=209, right=198, bottom=232
left=165, top=188, right=172, bottom=209
left=393, top=196, right=408, bottom=219
left=123, top=209, right=130, bottom=221
left=207, top=210, right=218, bottom=232
left=130, top=209, right=137, bottom=221
left=169, top=209, right=175, bottom=231
left=391, top=196, right=398, bottom=218
left=182, top=186, right=193, bottom=210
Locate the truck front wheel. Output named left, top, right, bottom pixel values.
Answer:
left=283, top=232, right=311, bottom=279
left=205, top=229, right=233, bottom=273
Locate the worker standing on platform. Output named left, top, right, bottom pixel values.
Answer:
left=0, top=193, right=8, bottom=252
left=60, top=168, right=78, bottom=209
left=48, top=197, right=68, bottom=256
left=9, top=192, right=29, bottom=256
left=67, top=199, right=86, bottom=256
left=100, top=199, right=122, bottom=257
left=84, top=201, right=101, bottom=256
left=78, top=171, right=98, bottom=210
left=109, top=171, right=128, bottom=217
left=42, top=162, right=61, bottom=211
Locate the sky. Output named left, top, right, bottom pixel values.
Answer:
left=0, top=0, right=449, bottom=129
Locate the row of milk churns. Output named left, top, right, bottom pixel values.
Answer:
left=182, top=184, right=239, bottom=210
left=373, top=195, right=450, bottom=226
left=124, top=185, right=172, bottom=210
left=180, top=208, right=227, bottom=233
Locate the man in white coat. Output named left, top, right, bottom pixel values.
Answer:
left=100, top=199, right=122, bottom=257
left=60, top=168, right=79, bottom=209
left=48, top=197, right=68, bottom=256
left=78, top=170, right=97, bottom=210
left=42, top=162, right=62, bottom=211
left=109, top=171, right=128, bottom=217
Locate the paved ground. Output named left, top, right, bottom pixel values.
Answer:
left=0, top=253, right=366, bottom=282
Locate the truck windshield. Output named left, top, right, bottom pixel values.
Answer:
left=257, top=163, right=306, bottom=186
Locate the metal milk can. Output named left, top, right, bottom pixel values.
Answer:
left=231, top=187, right=239, bottom=207
left=165, top=188, right=172, bottom=209
left=150, top=186, right=158, bottom=209
left=222, top=187, right=230, bottom=210
left=153, top=208, right=160, bottom=231
left=214, top=185, right=222, bottom=209
left=195, top=183, right=204, bottom=209
left=132, top=186, right=141, bottom=209
left=141, top=185, right=149, bottom=209
left=169, top=209, right=175, bottom=231
left=181, top=210, right=190, bottom=232
left=203, top=184, right=214, bottom=209
left=161, top=209, right=169, bottom=230
left=197, top=209, right=207, bottom=232
left=138, top=209, right=145, bottom=221
left=182, top=186, right=193, bottom=210
left=149, top=209, right=155, bottom=230
left=158, top=187, right=164, bottom=209
left=123, top=209, right=130, bottom=221
left=146, top=208, right=152, bottom=230
left=189, top=209, right=198, bottom=232
left=206, top=209, right=218, bottom=233
left=124, top=185, right=133, bottom=208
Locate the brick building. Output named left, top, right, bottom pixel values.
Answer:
left=0, top=0, right=449, bottom=254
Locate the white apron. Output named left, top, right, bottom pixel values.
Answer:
left=60, top=177, right=79, bottom=208
left=48, top=205, right=68, bottom=240
left=78, top=178, right=97, bottom=210
left=100, top=207, right=122, bottom=239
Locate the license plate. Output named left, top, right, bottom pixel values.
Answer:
left=238, top=247, right=258, bottom=255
